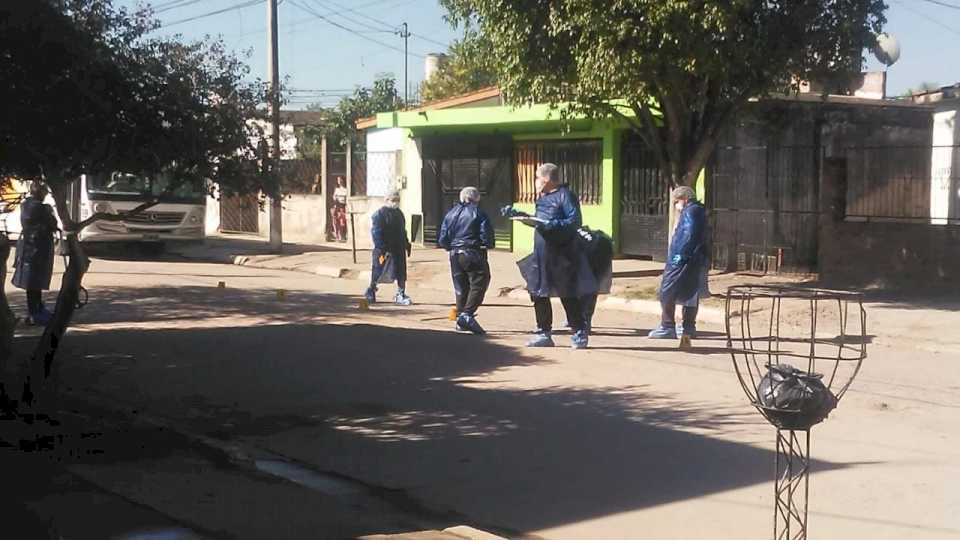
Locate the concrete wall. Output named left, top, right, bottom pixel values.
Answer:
left=930, top=102, right=958, bottom=224
left=820, top=219, right=960, bottom=288
left=281, top=194, right=326, bottom=244
left=819, top=158, right=960, bottom=288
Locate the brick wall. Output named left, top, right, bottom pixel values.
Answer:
left=818, top=158, right=960, bottom=288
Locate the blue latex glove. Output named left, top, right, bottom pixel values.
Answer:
left=671, top=254, right=684, bottom=265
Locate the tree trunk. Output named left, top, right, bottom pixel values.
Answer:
left=0, top=238, right=18, bottom=401
left=21, top=233, right=88, bottom=409
left=20, top=186, right=89, bottom=410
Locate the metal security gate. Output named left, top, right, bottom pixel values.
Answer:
left=709, top=145, right=819, bottom=273
left=421, top=135, right=513, bottom=249
left=220, top=194, right=259, bottom=234
left=620, top=135, right=669, bottom=259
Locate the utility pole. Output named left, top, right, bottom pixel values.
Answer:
left=267, top=0, right=283, bottom=251
left=397, top=22, right=410, bottom=105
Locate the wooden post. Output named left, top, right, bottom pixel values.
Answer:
left=346, top=141, right=352, bottom=245
left=321, top=135, right=328, bottom=240
left=350, top=213, right=357, bottom=264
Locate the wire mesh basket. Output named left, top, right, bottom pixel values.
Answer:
left=725, top=285, right=867, bottom=431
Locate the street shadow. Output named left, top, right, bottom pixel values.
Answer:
left=31, top=285, right=441, bottom=327
left=44, top=286, right=851, bottom=537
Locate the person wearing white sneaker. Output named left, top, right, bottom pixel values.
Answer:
left=438, top=186, right=495, bottom=335
left=365, top=190, right=413, bottom=306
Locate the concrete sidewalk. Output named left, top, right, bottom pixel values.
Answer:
left=170, top=235, right=810, bottom=324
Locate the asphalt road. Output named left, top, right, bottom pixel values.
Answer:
left=4, top=251, right=959, bottom=540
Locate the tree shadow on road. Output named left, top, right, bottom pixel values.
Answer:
left=47, top=285, right=850, bottom=538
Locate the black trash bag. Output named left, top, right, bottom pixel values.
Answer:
left=577, top=226, right=613, bottom=294
left=757, top=363, right=838, bottom=430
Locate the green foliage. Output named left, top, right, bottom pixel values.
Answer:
left=420, top=30, right=498, bottom=103
left=0, top=0, right=277, bottom=224
left=441, top=0, right=887, bottom=185
left=299, top=75, right=402, bottom=157
left=901, top=81, right=941, bottom=97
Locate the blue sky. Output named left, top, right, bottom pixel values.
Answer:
left=123, top=0, right=959, bottom=109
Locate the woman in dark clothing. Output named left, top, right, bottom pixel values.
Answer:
left=515, top=163, right=598, bottom=350
left=12, top=182, right=58, bottom=326
left=364, top=190, right=413, bottom=306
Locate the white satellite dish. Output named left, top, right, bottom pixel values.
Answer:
left=873, top=33, right=901, bottom=67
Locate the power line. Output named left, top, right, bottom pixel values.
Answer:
left=307, top=0, right=393, bottom=34
left=312, top=0, right=451, bottom=48
left=288, top=0, right=426, bottom=58
left=310, top=0, right=393, bottom=31
left=158, top=0, right=265, bottom=29
left=148, top=0, right=195, bottom=11
left=409, top=32, right=449, bottom=49
left=894, top=0, right=960, bottom=37
left=154, top=0, right=207, bottom=14
left=918, top=0, right=960, bottom=10
left=230, top=0, right=392, bottom=38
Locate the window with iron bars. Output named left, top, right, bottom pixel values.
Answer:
left=514, top=140, right=603, bottom=205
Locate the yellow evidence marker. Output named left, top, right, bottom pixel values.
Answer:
left=679, top=335, right=692, bottom=350
left=448, top=307, right=459, bottom=321
left=358, top=298, right=370, bottom=311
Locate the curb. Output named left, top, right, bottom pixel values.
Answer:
left=180, top=250, right=724, bottom=322
left=61, top=390, right=524, bottom=540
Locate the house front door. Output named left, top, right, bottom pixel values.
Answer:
left=421, top=135, right=513, bottom=249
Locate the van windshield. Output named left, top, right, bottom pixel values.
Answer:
left=87, top=172, right=205, bottom=202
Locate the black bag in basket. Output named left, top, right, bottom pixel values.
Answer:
left=758, top=363, right=838, bottom=430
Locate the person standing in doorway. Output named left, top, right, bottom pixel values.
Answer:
left=364, top=190, right=413, bottom=306
left=438, top=186, right=495, bottom=335
left=331, top=176, right=348, bottom=242
left=12, top=181, right=58, bottom=326
left=648, top=185, right=710, bottom=344
left=515, top=163, right=597, bottom=349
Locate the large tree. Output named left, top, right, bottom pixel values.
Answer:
left=441, top=0, right=887, bottom=187
left=0, top=0, right=275, bottom=409
left=299, top=74, right=403, bottom=157
left=420, top=31, right=498, bottom=103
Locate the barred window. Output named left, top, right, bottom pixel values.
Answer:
left=514, top=140, right=603, bottom=205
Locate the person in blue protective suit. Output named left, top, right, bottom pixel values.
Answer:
left=515, top=163, right=598, bottom=350
left=649, top=185, right=710, bottom=340
left=364, top=190, right=413, bottom=306
left=12, top=181, right=58, bottom=326
left=437, top=186, right=495, bottom=335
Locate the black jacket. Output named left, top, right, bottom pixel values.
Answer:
left=437, top=202, right=495, bottom=251
left=12, top=197, right=58, bottom=291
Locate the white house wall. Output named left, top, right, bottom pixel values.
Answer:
left=930, top=105, right=958, bottom=224
left=363, top=127, right=424, bottom=245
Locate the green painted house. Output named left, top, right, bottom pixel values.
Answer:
left=361, top=87, right=671, bottom=259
